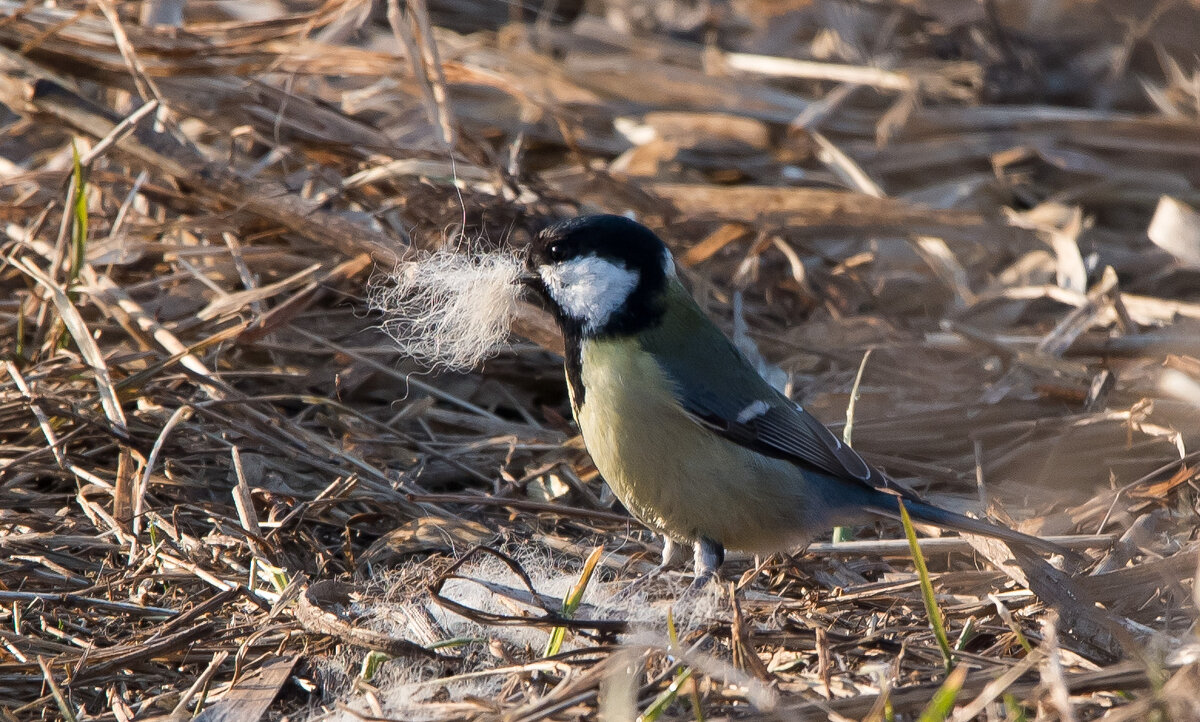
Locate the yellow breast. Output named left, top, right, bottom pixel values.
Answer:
left=573, top=337, right=811, bottom=551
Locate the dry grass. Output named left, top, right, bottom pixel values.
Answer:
left=0, top=0, right=1198, bottom=719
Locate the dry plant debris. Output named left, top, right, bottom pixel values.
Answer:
left=0, top=0, right=1198, bottom=719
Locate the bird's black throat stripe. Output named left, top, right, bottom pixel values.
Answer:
left=564, top=329, right=586, bottom=411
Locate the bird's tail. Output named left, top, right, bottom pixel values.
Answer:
left=866, top=496, right=1082, bottom=562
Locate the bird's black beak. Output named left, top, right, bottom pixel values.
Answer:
left=519, top=250, right=542, bottom=289
left=518, top=269, right=541, bottom=288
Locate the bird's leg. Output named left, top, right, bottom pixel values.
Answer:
left=614, top=535, right=689, bottom=601
left=688, top=537, right=725, bottom=591
left=659, top=536, right=689, bottom=570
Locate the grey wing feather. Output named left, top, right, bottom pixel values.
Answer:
left=753, top=404, right=875, bottom=480
left=682, top=383, right=885, bottom=485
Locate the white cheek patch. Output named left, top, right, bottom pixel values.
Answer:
left=539, top=255, right=640, bottom=332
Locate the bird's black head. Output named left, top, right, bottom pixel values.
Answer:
left=524, top=215, right=674, bottom=338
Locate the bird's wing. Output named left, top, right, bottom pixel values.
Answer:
left=672, top=368, right=884, bottom=484
left=637, top=295, right=899, bottom=490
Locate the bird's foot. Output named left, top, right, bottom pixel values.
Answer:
left=686, top=536, right=724, bottom=592
left=669, top=539, right=727, bottom=613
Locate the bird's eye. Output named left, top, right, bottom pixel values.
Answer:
left=546, top=242, right=567, bottom=262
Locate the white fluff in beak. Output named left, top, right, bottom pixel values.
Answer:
left=368, top=245, right=525, bottom=370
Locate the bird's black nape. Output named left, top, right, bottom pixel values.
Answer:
left=525, top=214, right=672, bottom=338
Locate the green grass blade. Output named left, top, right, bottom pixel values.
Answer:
left=989, top=594, right=1034, bottom=654
left=1003, top=693, right=1029, bottom=721
left=49, top=141, right=91, bottom=352
left=543, top=545, right=603, bottom=657
left=358, top=651, right=390, bottom=682
left=69, top=141, right=88, bottom=290
left=639, top=609, right=703, bottom=722
left=668, top=611, right=705, bottom=719
left=15, top=296, right=26, bottom=361
left=899, top=500, right=955, bottom=673
left=639, top=666, right=694, bottom=722
left=666, top=607, right=678, bottom=649
left=953, top=616, right=976, bottom=651
left=916, top=664, right=967, bottom=722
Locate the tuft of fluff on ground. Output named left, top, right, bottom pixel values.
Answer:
left=367, top=243, right=526, bottom=371
left=304, top=544, right=728, bottom=721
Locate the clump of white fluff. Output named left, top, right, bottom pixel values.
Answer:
left=368, top=245, right=525, bottom=370
left=305, top=551, right=729, bottom=722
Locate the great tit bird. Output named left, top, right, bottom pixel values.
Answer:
left=522, top=214, right=1071, bottom=586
